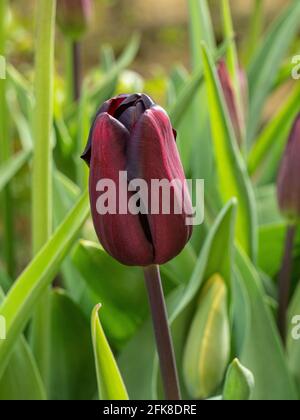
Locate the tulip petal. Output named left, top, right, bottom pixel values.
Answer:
left=127, top=106, right=193, bottom=264
left=89, top=113, right=154, bottom=266
left=81, top=95, right=128, bottom=165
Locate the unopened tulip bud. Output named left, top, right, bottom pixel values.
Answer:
left=183, top=274, right=231, bottom=399
left=81, top=94, right=193, bottom=267
left=57, top=0, right=92, bottom=40
left=217, top=60, right=246, bottom=147
left=277, top=114, right=300, bottom=222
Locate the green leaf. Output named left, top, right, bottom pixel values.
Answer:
left=287, top=282, right=300, bottom=397
left=247, top=0, right=300, bottom=144
left=233, top=247, right=297, bottom=400
left=0, top=150, right=32, bottom=192
left=0, top=337, right=46, bottom=400
left=169, top=41, right=228, bottom=129
left=255, top=184, right=283, bottom=226
left=73, top=240, right=148, bottom=347
left=119, top=200, right=237, bottom=399
left=223, top=358, right=255, bottom=401
left=243, top=0, right=264, bottom=65
left=0, top=191, right=89, bottom=379
left=47, top=289, right=97, bottom=400
left=0, top=288, right=46, bottom=400
left=91, top=305, right=129, bottom=400
left=221, top=0, right=241, bottom=97
left=248, top=83, right=300, bottom=177
left=258, top=223, right=290, bottom=277
left=0, top=268, right=12, bottom=293
left=201, top=43, right=257, bottom=260
left=188, top=0, right=215, bottom=70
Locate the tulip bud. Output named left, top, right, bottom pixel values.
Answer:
left=81, top=94, right=193, bottom=267
left=217, top=60, right=245, bottom=147
left=183, top=274, right=230, bottom=399
left=277, top=114, right=300, bottom=222
left=57, top=0, right=92, bottom=40
left=223, top=359, right=255, bottom=401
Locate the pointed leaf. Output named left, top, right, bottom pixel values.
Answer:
left=91, top=305, right=129, bottom=400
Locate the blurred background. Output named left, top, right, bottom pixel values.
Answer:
left=1, top=0, right=298, bottom=274
left=9, top=0, right=291, bottom=78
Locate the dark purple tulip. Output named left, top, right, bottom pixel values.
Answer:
left=57, top=0, right=92, bottom=40
left=82, top=94, right=193, bottom=266
left=277, top=113, right=300, bottom=221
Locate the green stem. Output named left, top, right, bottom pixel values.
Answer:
left=0, top=0, right=14, bottom=279
left=277, top=225, right=296, bottom=343
left=31, top=0, right=56, bottom=387
left=65, top=38, right=81, bottom=105
left=144, top=265, right=181, bottom=400
left=244, top=0, right=264, bottom=66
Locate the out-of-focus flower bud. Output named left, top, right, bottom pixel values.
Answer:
left=217, top=60, right=246, bottom=147
left=183, top=274, right=231, bottom=399
left=277, top=114, right=300, bottom=222
left=57, top=0, right=92, bottom=40
left=223, top=358, right=255, bottom=401
left=81, top=93, right=193, bottom=267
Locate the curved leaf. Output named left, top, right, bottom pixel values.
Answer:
left=0, top=191, right=89, bottom=379
left=91, top=305, right=129, bottom=401
left=247, top=0, right=300, bottom=143
left=201, top=43, right=257, bottom=260
left=233, top=247, right=297, bottom=400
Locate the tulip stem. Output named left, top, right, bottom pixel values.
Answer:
left=72, top=41, right=81, bottom=101
left=144, top=265, right=181, bottom=400
left=277, top=225, right=297, bottom=342
left=31, top=0, right=56, bottom=387
left=0, top=0, right=15, bottom=279
left=65, top=39, right=81, bottom=105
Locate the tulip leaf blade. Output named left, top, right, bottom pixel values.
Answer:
left=200, top=43, right=257, bottom=261
left=233, top=247, right=297, bottom=400
left=0, top=191, right=90, bottom=380
left=0, top=335, right=47, bottom=400
left=248, top=83, right=300, bottom=179
left=0, top=149, right=32, bottom=192
left=223, top=358, right=255, bottom=401
left=73, top=240, right=149, bottom=348
left=47, top=289, right=97, bottom=400
left=188, top=0, right=215, bottom=70
left=0, top=288, right=46, bottom=401
left=91, top=304, right=129, bottom=401
left=247, top=0, right=300, bottom=144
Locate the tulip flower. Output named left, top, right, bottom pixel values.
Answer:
left=277, top=113, right=300, bottom=221
left=57, top=0, right=92, bottom=40
left=82, top=93, right=193, bottom=400
left=217, top=60, right=246, bottom=147
left=276, top=113, right=300, bottom=341
left=81, top=93, right=193, bottom=267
